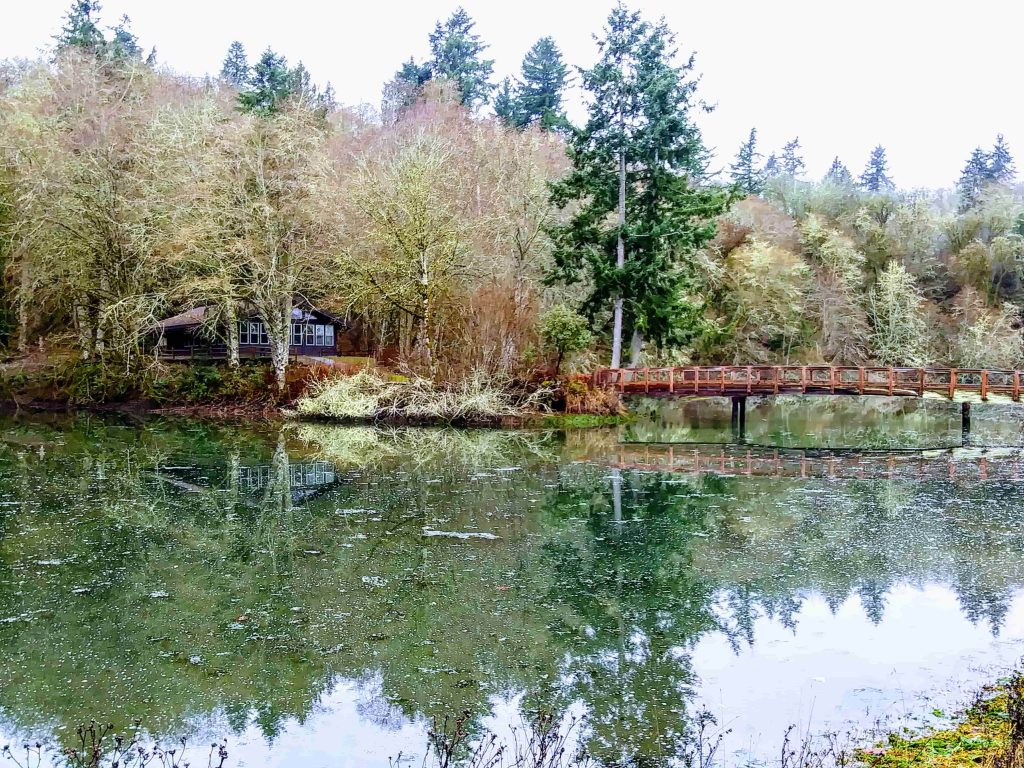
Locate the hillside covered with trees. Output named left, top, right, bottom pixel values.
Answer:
left=1, top=1, right=1023, bottom=405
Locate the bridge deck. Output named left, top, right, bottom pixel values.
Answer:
left=593, top=366, right=1024, bottom=401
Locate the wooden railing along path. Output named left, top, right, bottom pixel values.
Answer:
left=593, top=366, right=1024, bottom=401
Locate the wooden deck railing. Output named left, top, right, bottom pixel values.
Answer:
left=592, top=366, right=1024, bottom=401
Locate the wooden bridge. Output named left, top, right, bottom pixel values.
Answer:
left=593, top=366, right=1024, bottom=401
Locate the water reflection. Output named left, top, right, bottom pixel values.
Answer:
left=0, top=415, right=1023, bottom=766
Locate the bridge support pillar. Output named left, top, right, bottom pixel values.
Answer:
left=731, top=396, right=747, bottom=442
left=961, top=401, right=971, bottom=445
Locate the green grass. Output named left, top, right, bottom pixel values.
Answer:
left=535, top=413, right=635, bottom=429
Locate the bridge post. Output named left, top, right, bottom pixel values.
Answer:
left=731, top=396, right=747, bottom=442
left=962, top=401, right=971, bottom=445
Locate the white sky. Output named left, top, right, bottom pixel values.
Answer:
left=2, top=0, right=1021, bottom=189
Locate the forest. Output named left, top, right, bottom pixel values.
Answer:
left=2, top=1, right=1023, bottom=401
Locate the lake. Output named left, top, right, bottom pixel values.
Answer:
left=1, top=398, right=1023, bottom=767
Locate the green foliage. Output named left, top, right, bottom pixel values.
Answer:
left=492, top=78, right=520, bottom=125
left=54, top=0, right=105, bottom=55
left=220, top=41, right=248, bottom=87
left=824, top=156, right=854, bottom=185
left=958, top=137, right=1017, bottom=212
left=514, top=36, right=570, bottom=130
left=235, top=49, right=330, bottom=116
left=428, top=7, right=494, bottom=109
left=952, top=298, right=1023, bottom=369
left=237, top=48, right=291, bottom=114
left=718, top=238, right=813, bottom=363
left=548, top=3, right=730, bottom=364
left=539, top=305, right=592, bottom=373
left=860, top=144, right=895, bottom=193
left=780, top=136, right=805, bottom=178
left=868, top=260, right=929, bottom=365
left=381, top=57, right=433, bottom=122
left=730, top=127, right=764, bottom=195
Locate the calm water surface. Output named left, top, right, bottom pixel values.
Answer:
left=1, top=401, right=1024, bottom=767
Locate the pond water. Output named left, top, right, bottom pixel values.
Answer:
left=1, top=400, right=1024, bottom=767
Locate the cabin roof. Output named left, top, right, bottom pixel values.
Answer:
left=153, top=306, right=208, bottom=330
left=152, top=304, right=344, bottom=332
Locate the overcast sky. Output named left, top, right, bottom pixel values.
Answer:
left=3, top=0, right=1020, bottom=189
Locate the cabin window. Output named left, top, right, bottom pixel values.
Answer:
left=315, top=324, right=325, bottom=346
left=305, top=325, right=315, bottom=345
left=325, top=325, right=335, bottom=347
left=239, top=320, right=268, bottom=345
left=291, top=323, right=302, bottom=346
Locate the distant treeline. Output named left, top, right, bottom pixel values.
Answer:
left=1, top=1, right=1022, bottom=392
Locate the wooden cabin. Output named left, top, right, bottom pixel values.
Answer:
left=151, top=304, right=360, bottom=360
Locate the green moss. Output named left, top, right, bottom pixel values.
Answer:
left=860, top=688, right=1014, bottom=768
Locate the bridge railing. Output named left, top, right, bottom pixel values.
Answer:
left=591, top=365, right=1024, bottom=401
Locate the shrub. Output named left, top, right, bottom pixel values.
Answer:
left=539, top=305, right=592, bottom=375
left=292, top=369, right=545, bottom=425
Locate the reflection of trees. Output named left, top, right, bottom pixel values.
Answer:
left=0, top=418, right=1024, bottom=766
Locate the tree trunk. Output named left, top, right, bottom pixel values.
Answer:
left=269, top=294, right=291, bottom=391
left=629, top=328, right=643, bottom=368
left=16, top=262, right=29, bottom=355
left=419, top=252, right=434, bottom=375
left=610, top=149, right=626, bottom=369
left=225, top=301, right=239, bottom=368
left=75, top=304, right=92, bottom=360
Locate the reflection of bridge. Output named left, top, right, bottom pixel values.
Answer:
left=607, top=444, right=1024, bottom=481
left=594, top=366, right=1024, bottom=400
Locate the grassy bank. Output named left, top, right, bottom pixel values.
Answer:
left=859, top=673, right=1023, bottom=768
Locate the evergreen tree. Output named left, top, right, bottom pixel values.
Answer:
left=729, top=128, right=763, bottom=195
left=824, top=156, right=853, bottom=185
left=54, top=2, right=146, bottom=63
left=780, top=136, right=805, bottom=178
left=516, top=36, right=569, bottom=129
left=107, top=15, right=142, bottom=61
left=237, top=48, right=293, bottom=115
left=493, top=78, right=521, bottom=126
left=549, top=4, right=729, bottom=368
left=427, top=7, right=494, bottom=109
left=860, top=145, right=894, bottom=193
left=988, top=134, right=1015, bottom=184
left=221, top=41, right=249, bottom=88
left=381, top=57, right=432, bottom=123
left=763, top=153, right=780, bottom=178
left=957, top=147, right=991, bottom=212
left=54, top=0, right=105, bottom=54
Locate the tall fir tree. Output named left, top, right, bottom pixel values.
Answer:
left=824, top=156, right=853, bottom=185
left=860, top=145, right=895, bottom=193
left=780, top=137, right=805, bottom=177
left=988, top=134, right=1015, bottom=184
left=515, top=37, right=569, bottom=129
left=107, top=14, right=142, bottom=60
left=957, top=147, right=992, bottom=212
left=54, top=0, right=105, bottom=54
left=427, top=7, right=494, bottom=109
left=549, top=4, right=729, bottom=368
left=237, top=48, right=293, bottom=115
left=493, top=78, right=521, bottom=125
left=729, top=128, right=764, bottom=195
left=221, top=41, right=249, bottom=88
